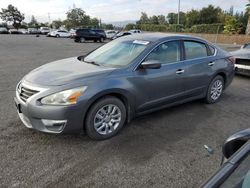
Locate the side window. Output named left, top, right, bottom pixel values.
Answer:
left=184, top=41, right=208, bottom=60
left=145, top=41, right=181, bottom=64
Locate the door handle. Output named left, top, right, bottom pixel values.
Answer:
left=176, top=69, right=185, bottom=74
left=208, top=62, right=215, bottom=66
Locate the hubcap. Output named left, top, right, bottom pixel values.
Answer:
left=210, top=80, right=223, bottom=101
left=94, top=104, right=121, bottom=135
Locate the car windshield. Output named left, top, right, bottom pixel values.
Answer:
left=243, top=44, right=250, bottom=49
left=220, top=154, right=250, bottom=188
left=84, top=39, right=149, bottom=67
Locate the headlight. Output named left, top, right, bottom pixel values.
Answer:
left=41, top=86, right=87, bottom=105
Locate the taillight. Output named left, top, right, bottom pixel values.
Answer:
left=227, top=56, right=235, bottom=65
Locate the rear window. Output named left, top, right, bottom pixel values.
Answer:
left=184, top=41, right=208, bottom=60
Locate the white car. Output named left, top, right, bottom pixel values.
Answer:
left=18, top=29, right=28, bottom=34
left=40, top=27, right=50, bottom=35
left=50, top=30, right=70, bottom=38
left=129, top=29, right=142, bottom=34
left=105, top=30, right=118, bottom=39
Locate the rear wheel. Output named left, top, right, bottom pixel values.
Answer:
left=99, top=37, right=104, bottom=43
left=80, top=37, right=85, bottom=43
left=85, top=96, right=126, bottom=140
left=204, top=75, right=224, bottom=104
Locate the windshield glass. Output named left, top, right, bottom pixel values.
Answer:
left=84, top=39, right=149, bottom=67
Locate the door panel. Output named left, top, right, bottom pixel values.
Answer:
left=132, top=40, right=186, bottom=112
left=182, top=41, right=216, bottom=96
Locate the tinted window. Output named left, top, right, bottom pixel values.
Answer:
left=243, top=43, right=250, bottom=49
left=145, top=41, right=181, bottom=64
left=184, top=41, right=208, bottom=60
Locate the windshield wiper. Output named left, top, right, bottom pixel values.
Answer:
left=84, top=60, right=100, bottom=66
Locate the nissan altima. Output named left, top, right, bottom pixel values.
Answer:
left=14, top=33, right=235, bottom=140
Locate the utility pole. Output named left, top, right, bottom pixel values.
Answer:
left=177, top=0, right=180, bottom=25
left=48, top=12, right=51, bottom=24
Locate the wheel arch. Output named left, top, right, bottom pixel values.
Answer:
left=83, top=89, right=136, bottom=131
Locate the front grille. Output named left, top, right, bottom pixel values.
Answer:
left=17, top=84, right=39, bottom=103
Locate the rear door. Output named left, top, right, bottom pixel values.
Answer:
left=181, top=40, right=216, bottom=96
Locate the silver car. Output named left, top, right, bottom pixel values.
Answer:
left=231, top=43, right=250, bottom=76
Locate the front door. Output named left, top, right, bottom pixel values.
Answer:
left=133, top=40, right=186, bottom=112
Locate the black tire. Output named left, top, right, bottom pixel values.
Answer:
left=56, top=34, right=60, bottom=38
left=85, top=96, right=126, bottom=140
left=99, top=37, right=104, bottom=43
left=94, top=39, right=97, bottom=42
left=204, top=75, right=224, bottom=104
left=80, top=37, right=85, bottom=43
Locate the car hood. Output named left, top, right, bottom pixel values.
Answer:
left=24, top=57, right=115, bottom=86
left=231, top=49, right=250, bottom=59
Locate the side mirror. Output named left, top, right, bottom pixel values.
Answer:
left=140, top=60, right=161, bottom=69
left=222, top=128, right=250, bottom=160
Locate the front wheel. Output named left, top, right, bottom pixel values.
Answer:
left=56, top=34, right=60, bottom=38
left=85, top=96, right=126, bottom=140
left=204, top=75, right=224, bottom=104
left=99, top=37, right=104, bottom=43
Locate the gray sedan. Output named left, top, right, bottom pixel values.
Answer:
left=14, top=34, right=235, bottom=140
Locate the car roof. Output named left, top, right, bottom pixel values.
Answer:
left=122, top=33, right=207, bottom=43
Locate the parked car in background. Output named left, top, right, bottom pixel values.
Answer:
left=203, top=128, right=250, bottom=188
left=105, top=30, right=118, bottom=39
left=74, top=29, right=105, bottom=43
left=49, top=30, right=70, bottom=38
left=92, top=29, right=107, bottom=39
left=0, top=27, right=9, bottom=34
left=9, top=29, right=22, bottom=34
left=69, top=28, right=76, bottom=38
left=18, top=29, right=28, bottom=34
left=112, top=31, right=132, bottom=40
left=129, top=29, right=142, bottom=34
left=40, top=27, right=50, bottom=35
left=231, top=43, right=250, bottom=76
left=28, top=28, right=40, bottom=34
left=15, top=34, right=234, bottom=140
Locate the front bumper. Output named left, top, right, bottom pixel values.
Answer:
left=235, top=64, right=250, bottom=76
left=14, top=82, right=90, bottom=134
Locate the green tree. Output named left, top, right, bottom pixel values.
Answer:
left=167, top=12, right=186, bottom=25
left=51, top=20, right=63, bottom=29
left=186, top=9, right=200, bottom=27
left=0, top=4, right=25, bottom=29
left=199, top=5, right=222, bottom=24
left=65, top=8, right=91, bottom=28
left=90, top=18, right=99, bottom=28
left=28, top=15, right=39, bottom=28
left=223, top=15, right=241, bottom=34
left=149, top=15, right=159, bottom=24
left=245, top=1, right=250, bottom=34
left=157, top=15, right=166, bottom=25
left=137, top=12, right=149, bottom=24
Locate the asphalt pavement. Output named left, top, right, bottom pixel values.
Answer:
left=0, top=35, right=249, bottom=188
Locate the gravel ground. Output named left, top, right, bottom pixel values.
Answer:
left=0, top=35, right=249, bottom=188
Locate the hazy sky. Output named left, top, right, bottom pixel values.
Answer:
left=0, top=0, right=248, bottom=23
